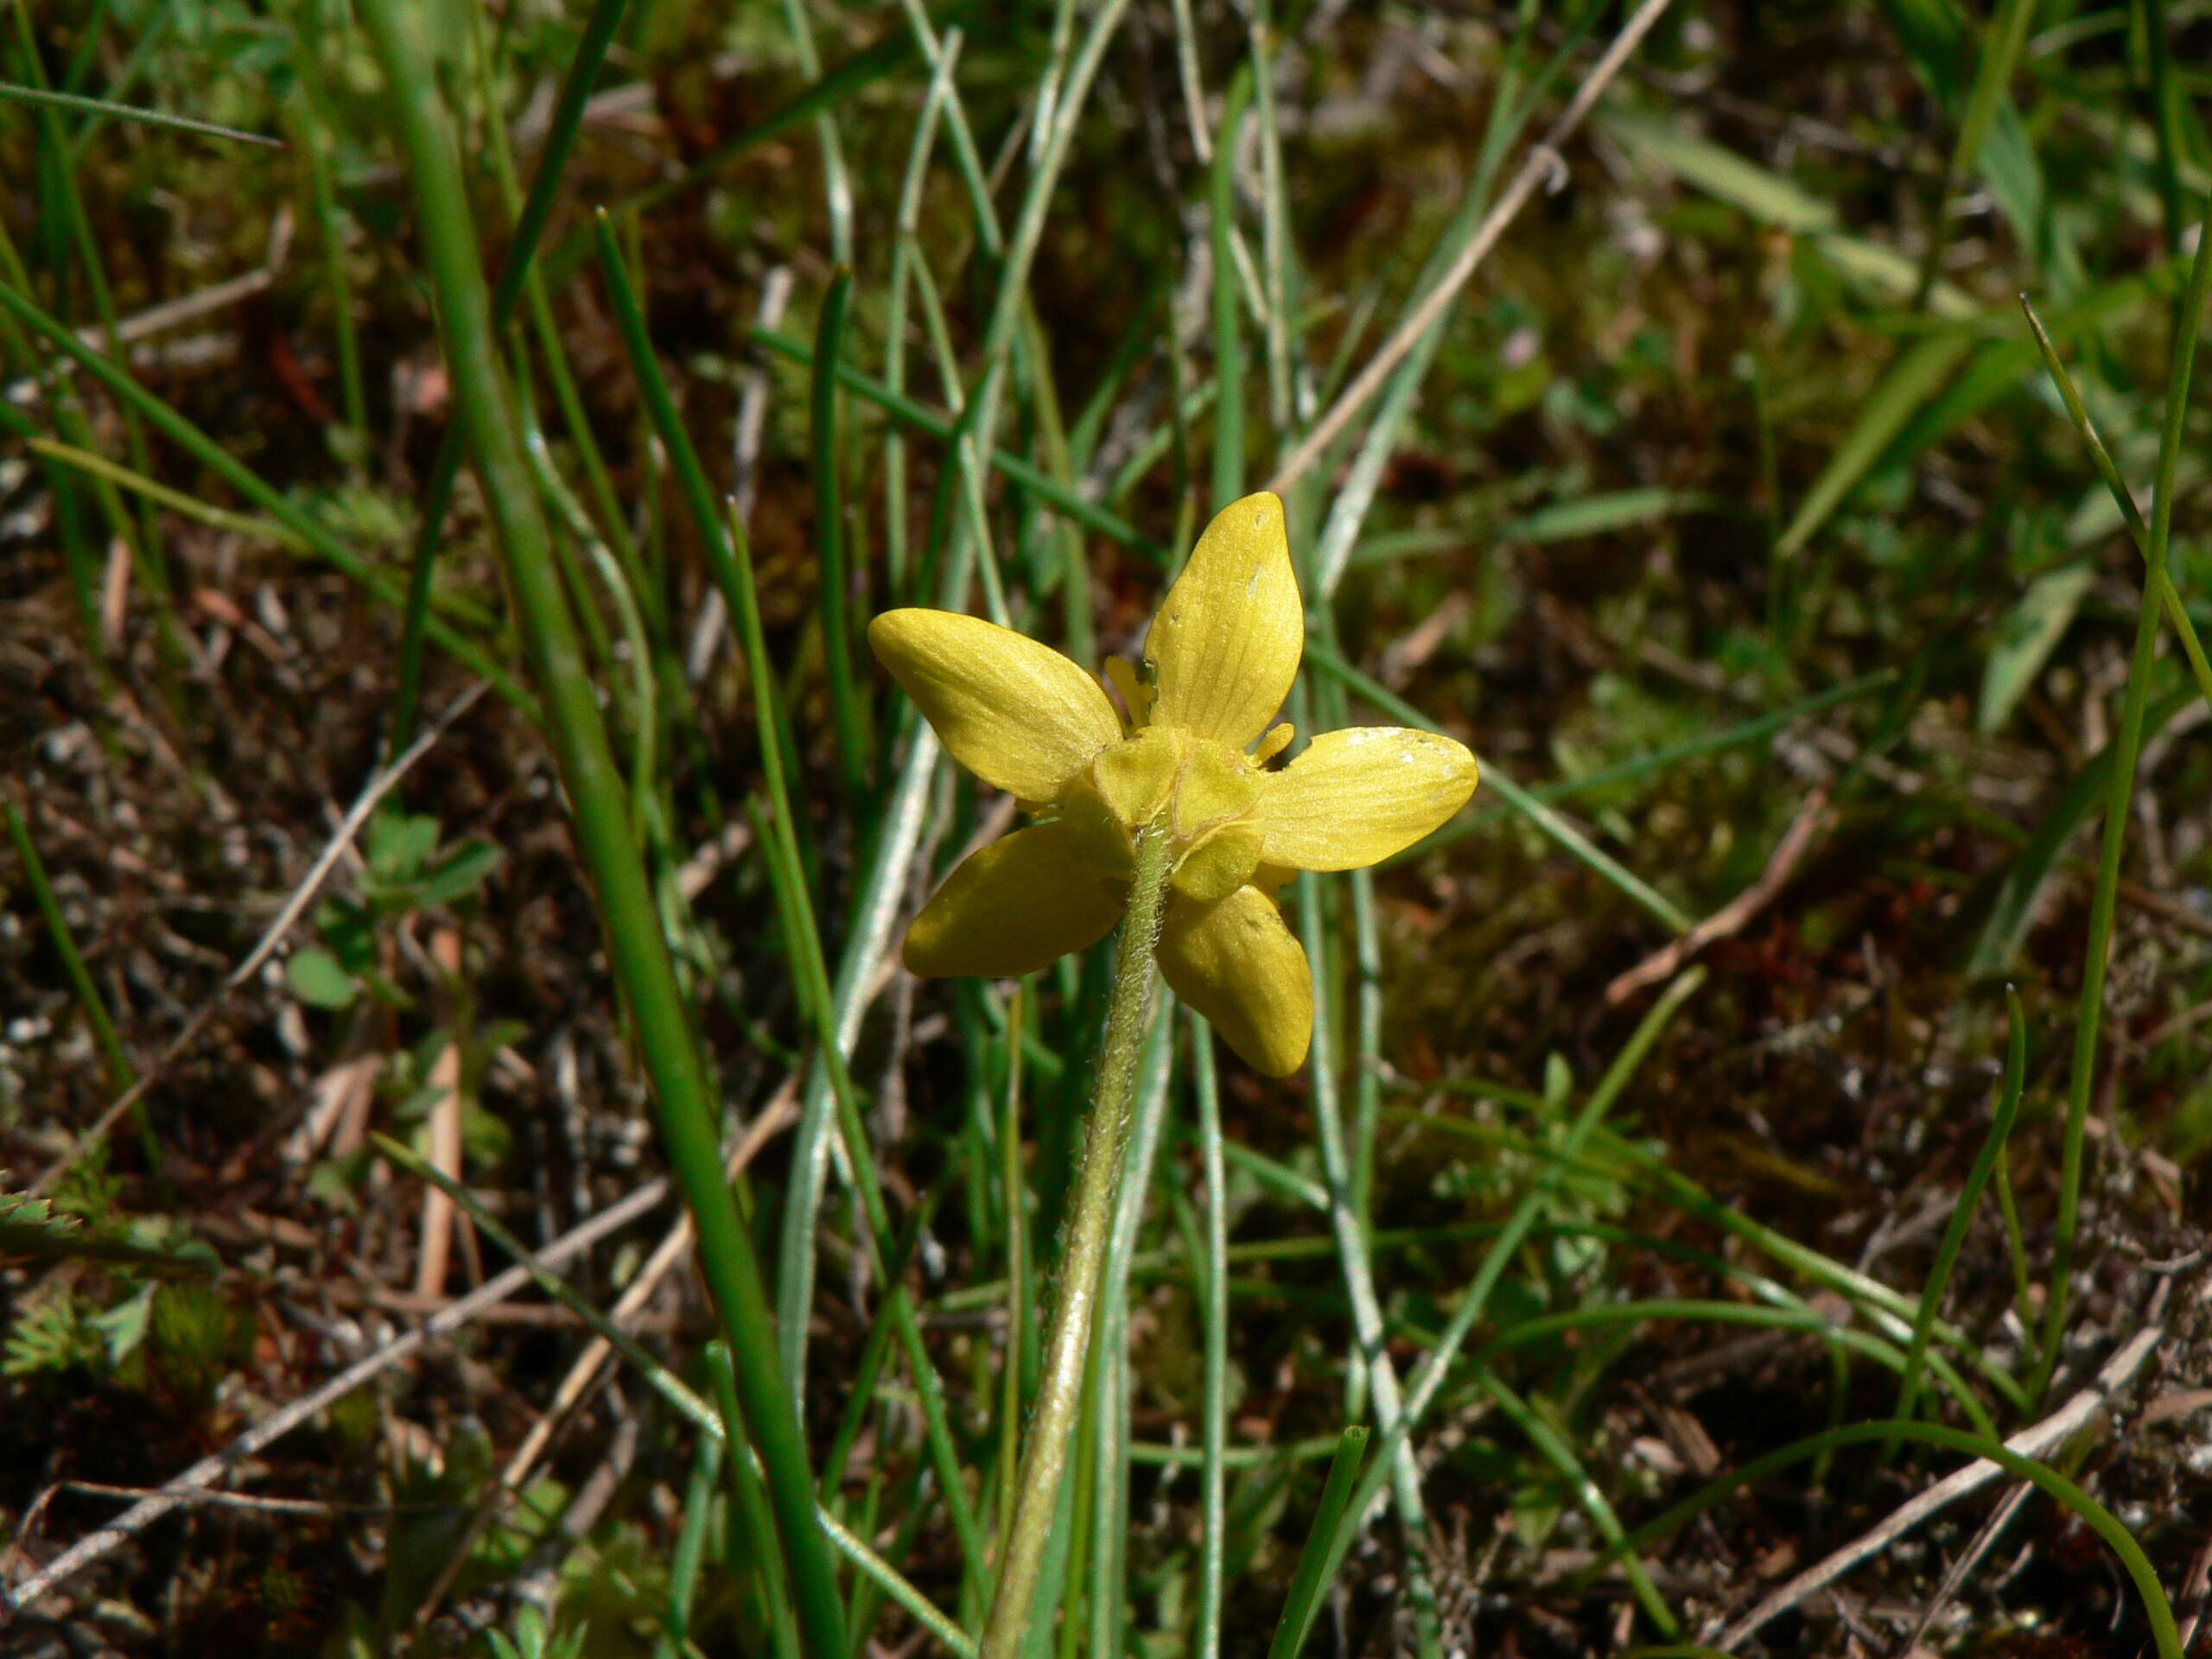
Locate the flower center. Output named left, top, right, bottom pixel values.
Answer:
left=1089, top=726, right=1266, bottom=905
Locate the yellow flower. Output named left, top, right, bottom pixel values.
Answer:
left=868, top=491, right=1478, bottom=1076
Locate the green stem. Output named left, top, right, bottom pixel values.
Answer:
left=355, top=7, right=846, bottom=1653
left=980, top=823, right=1176, bottom=1659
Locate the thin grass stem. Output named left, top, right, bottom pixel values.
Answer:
left=2019, top=296, right=2212, bottom=710
left=811, top=266, right=869, bottom=797
left=383, top=0, right=632, bottom=747
left=2032, top=205, right=2212, bottom=1402
left=1890, top=989, right=2028, bottom=1442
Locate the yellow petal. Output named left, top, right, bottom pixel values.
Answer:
left=1251, top=727, right=1478, bottom=871
left=1158, top=885, right=1313, bottom=1076
left=1143, top=491, right=1303, bottom=748
left=905, top=818, right=1128, bottom=978
left=869, top=609, right=1122, bottom=801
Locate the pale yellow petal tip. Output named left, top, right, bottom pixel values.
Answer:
left=1211, top=488, right=1285, bottom=537
left=866, top=607, right=1123, bottom=802
left=1243, top=1003, right=1313, bottom=1077
left=865, top=607, right=927, bottom=659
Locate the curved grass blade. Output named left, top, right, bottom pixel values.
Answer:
left=2035, top=206, right=2212, bottom=1402
left=1478, top=1373, right=1676, bottom=1636
left=1592, top=1421, right=2180, bottom=1659
left=2019, top=296, right=2212, bottom=711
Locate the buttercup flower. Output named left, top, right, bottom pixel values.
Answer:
left=868, top=491, right=1478, bottom=1076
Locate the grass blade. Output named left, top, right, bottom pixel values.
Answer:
left=385, top=0, right=633, bottom=747
left=2033, top=202, right=2212, bottom=1401
left=2019, top=296, right=2212, bottom=710
left=0, top=79, right=279, bottom=146
left=1889, top=988, right=2028, bottom=1442
left=356, top=7, right=847, bottom=1648
left=0, top=280, right=533, bottom=714
left=811, top=266, right=869, bottom=797
left=1263, top=1426, right=1370, bottom=1659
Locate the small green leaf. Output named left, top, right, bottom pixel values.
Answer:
left=287, top=949, right=359, bottom=1009
left=365, top=810, right=440, bottom=883
left=88, top=1281, right=156, bottom=1366
left=410, top=837, right=503, bottom=909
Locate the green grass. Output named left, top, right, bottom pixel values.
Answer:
left=3, top=3, right=2209, bottom=1656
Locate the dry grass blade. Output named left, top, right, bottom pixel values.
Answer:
left=1268, top=0, right=1675, bottom=493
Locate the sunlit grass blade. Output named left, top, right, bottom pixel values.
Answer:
left=1414, top=670, right=1897, bottom=858
left=0, top=79, right=279, bottom=145
left=1290, top=671, right=1439, bottom=1635
left=1409, top=1096, right=2031, bottom=1416
left=0, top=275, right=532, bottom=715
left=1471, top=1298, right=1999, bottom=1442
left=1300, top=970, right=1708, bottom=1610
left=1477, top=1373, right=1676, bottom=1637
left=354, top=8, right=848, bottom=1650
left=664, top=1427, right=723, bottom=1652
left=1263, top=1426, right=1370, bottom=1659
left=1189, top=1010, right=1230, bottom=1659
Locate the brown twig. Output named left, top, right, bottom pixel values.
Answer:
left=1, top=1176, right=672, bottom=1619
left=1266, top=0, right=1675, bottom=495
left=1605, top=788, right=1831, bottom=1007
left=29, top=681, right=490, bottom=1198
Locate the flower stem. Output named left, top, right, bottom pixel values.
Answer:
left=981, top=823, right=1176, bottom=1658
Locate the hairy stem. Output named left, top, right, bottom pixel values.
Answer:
left=981, top=823, right=1176, bottom=1658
